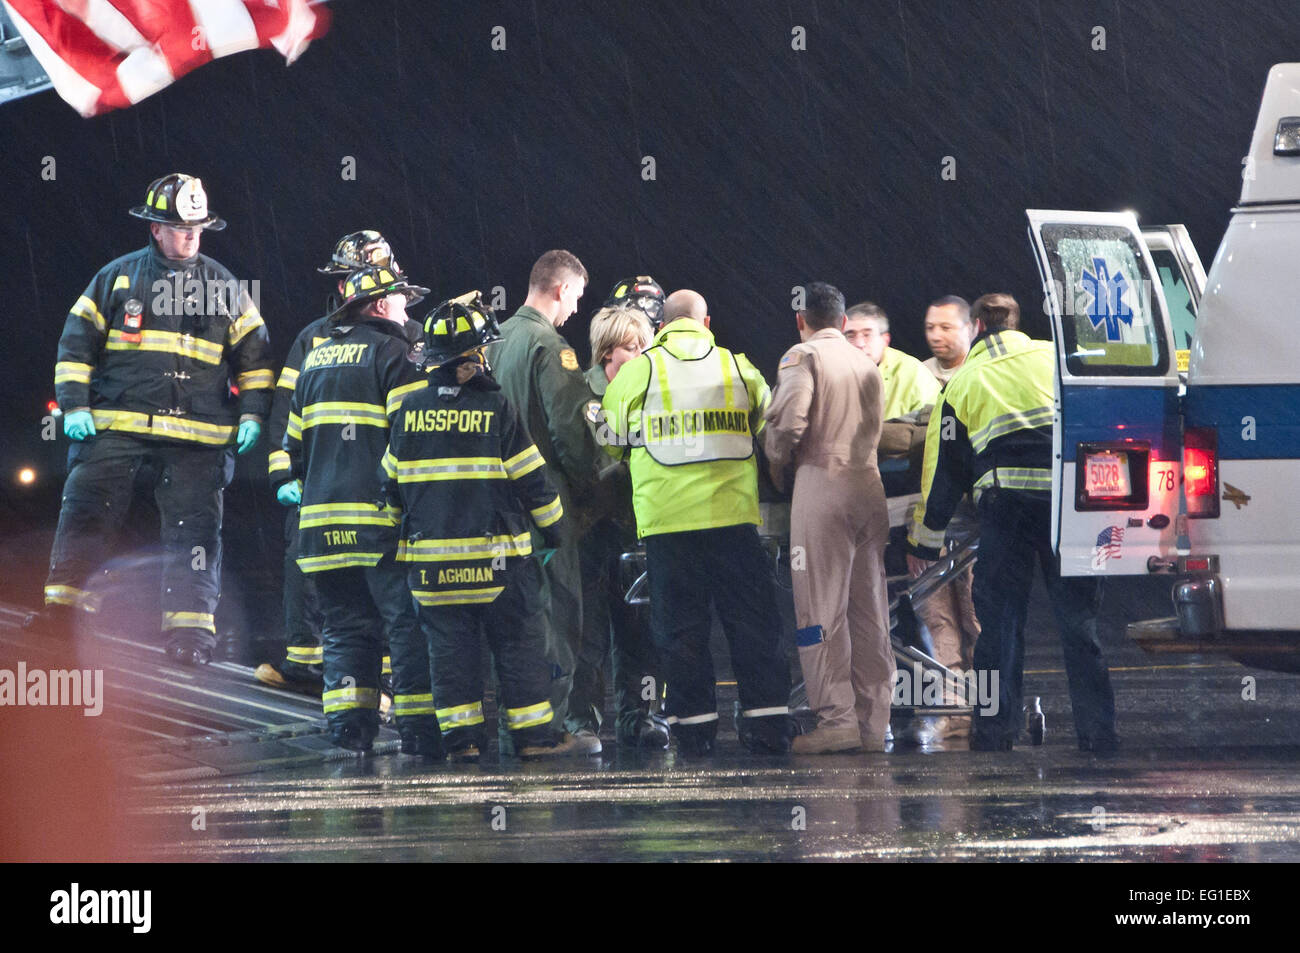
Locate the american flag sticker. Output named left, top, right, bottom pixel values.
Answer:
left=1091, top=525, right=1125, bottom=569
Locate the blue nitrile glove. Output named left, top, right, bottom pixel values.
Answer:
left=536, top=548, right=557, bottom=566
left=276, top=480, right=302, bottom=506
left=63, top=410, right=96, bottom=441
left=236, top=419, right=261, bottom=455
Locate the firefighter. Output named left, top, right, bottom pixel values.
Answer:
left=603, top=275, right=667, bottom=332
left=285, top=264, right=437, bottom=754
left=27, top=173, right=273, bottom=665
left=255, top=231, right=407, bottom=695
left=600, top=289, right=793, bottom=757
left=488, top=250, right=603, bottom=753
left=906, top=294, right=1118, bottom=752
left=381, top=297, right=592, bottom=760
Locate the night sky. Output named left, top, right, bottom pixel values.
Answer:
left=3, top=0, right=1299, bottom=444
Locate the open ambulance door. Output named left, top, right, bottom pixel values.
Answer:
left=1141, top=224, right=1206, bottom=377
left=1026, top=210, right=1183, bottom=576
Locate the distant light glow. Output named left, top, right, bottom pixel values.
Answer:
left=17, top=467, right=36, bottom=485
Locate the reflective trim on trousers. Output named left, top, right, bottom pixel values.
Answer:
left=393, top=693, right=437, bottom=717
left=163, top=610, right=215, bottom=633
left=44, top=584, right=100, bottom=613
left=285, top=644, right=323, bottom=665
left=323, top=686, right=380, bottom=713
left=504, top=700, right=554, bottom=730
left=665, top=712, right=720, bottom=726
left=436, top=700, right=486, bottom=728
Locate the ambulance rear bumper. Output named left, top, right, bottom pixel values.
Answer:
left=1126, top=574, right=1224, bottom=649
left=1173, top=575, right=1225, bottom=639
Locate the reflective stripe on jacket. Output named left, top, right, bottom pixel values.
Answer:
left=601, top=318, right=769, bottom=538
left=287, top=318, right=427, bottom=573
left=907, top=330, right=1055, bottom=558
left=380, top=365, right=564, bottom=606
left=642, top=343, right=754, bottom=465
left=54, top=243, right=273, bottom=445
left=266, top=316, right=331, bottom=487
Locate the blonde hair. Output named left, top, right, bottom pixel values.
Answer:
left=589, top=304, right=653, bottom=369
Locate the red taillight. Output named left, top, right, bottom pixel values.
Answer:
left=1183, top=427, right=1220, bottom=518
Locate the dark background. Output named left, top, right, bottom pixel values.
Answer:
left=4, top=1, right=1296, bottom=380
left=0, top=0, right=1296, bottom=623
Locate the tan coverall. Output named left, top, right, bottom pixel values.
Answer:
left=765, top=327, right=894, bottom=746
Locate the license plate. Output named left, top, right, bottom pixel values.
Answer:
left=1085, top=451, right=1131, bottom=498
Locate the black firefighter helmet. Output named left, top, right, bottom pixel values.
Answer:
left=604, top=275, right=665, bottom=329
left=318, top=230, right=401, bottom=275
left=326, top=265, right=430, bottom=322
left=129, top=173, right=226, bottom=231
left=422, top=293, right=501, bottom=370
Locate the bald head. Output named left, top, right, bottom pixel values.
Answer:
left=663, top=289, right=708, bottom=324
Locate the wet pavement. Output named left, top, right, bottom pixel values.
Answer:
left=130, top=577, right=1300, bottom=862
left=6, top=566, right=1300, bottom=862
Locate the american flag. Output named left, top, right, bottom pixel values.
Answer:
left=2, top=0, right=331, bottom=117
left=1095, top=525, right=1125, bottom=559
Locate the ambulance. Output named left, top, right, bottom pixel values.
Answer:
left=1027, top=63, right=1300, bottom=670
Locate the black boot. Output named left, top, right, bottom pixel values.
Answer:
left=735, top=702, right=793, bottom=755
left=164, top=628, right=214, bottom=667
left=400, top=726, right=446, bottom=759
left=332, top=723, right=374, bottom=753
left=23, top=604, right=78, bottom=640
left=617, top=712, right=671, bottom=749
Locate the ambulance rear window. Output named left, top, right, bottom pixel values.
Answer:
left=1041, top=224, right=1170, bottom=377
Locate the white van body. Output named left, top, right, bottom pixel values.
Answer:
left=1028, top=63, right=1300, bottom=665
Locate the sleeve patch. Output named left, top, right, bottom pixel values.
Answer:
left=779, top=350, right=803, bottom=370
left=559, top=348, right=579, bottom=371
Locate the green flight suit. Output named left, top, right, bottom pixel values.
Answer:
left=488, top=306, right=602, bottom=736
